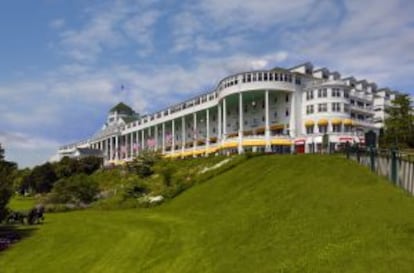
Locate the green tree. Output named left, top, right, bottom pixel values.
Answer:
left=0, top=144, right=17, bottom=221
left=26, top=162, right=57, bottom=193
left=50, top=174, right=99, bottom=204
left=383, top=94, right=414, bottom=148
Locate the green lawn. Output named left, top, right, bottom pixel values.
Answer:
left=8, top=197, right=37, bottom=211
left=2, top=155, right=414, bottom=272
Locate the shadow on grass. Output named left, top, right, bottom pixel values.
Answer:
left=0, top=225, right=37, bottom=252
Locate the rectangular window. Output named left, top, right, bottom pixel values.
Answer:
left=332, top=103, right=341, bottom=112
left=285, top=109, right=289, bottom=116
left=306, top=126, right=314, bottom=134
left=306, top=91, right=314, bottom=100
left=306, top=105, right=314, bottom=114
left=318, top=125, right=327, bottom=133
left=285, top=94, right=289, bottom=102
left=264, top=73, right=268, bottom=81
left=344, top=90, right=349, bottom=98
left=331, top=88, right=341, bottom=97
left=344, top=104, right=350, bottom=113
left=269, top=73, right=273, bottom=81
left=258, top=73, right=262, bottom=81
left=332, top=125, right=341, bottom=132
left=318, top=103, right=327, bottom=112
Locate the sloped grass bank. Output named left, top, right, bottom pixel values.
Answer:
left=2, top=155, right=414, bottom=272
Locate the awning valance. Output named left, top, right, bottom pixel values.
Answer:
left=304, top=120, right=314, bottom=126
left=331, top=118, right=342, bottom=125
left=343, top=119, right=353, bottom=126
left=318, top=119, right=329, bottom=126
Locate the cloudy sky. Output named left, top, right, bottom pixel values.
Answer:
left=1, top=0, right=413, bottom=167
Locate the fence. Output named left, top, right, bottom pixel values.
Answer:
left=346, top=148, right=414, bottom=195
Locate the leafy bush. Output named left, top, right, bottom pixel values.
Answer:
left=49, top=174, right=99, bottom=204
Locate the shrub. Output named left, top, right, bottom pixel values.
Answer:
left=49, top=174, right=99, bottom=204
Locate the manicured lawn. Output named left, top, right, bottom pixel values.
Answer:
left=2, top=155, right=414, bottom=272
left=8, top=197, right=37, bottom=211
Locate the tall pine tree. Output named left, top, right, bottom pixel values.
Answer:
left=383, top=94, right=414, bottom=148
left=0, top=143, right=17, bottom=221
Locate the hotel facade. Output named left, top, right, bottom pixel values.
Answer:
left=58, top=62, right=397, bottom=164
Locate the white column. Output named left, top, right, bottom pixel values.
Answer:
left=155, top=126, right=159, bottom=151
left=115, top=135, right=119, bottom=160
left=238, top=92, right=244, bottom=154
left=223, top=98, right=227, bottom=140
left=172, top=119, right=175, bottom=153
left=289, top=93, right=296, bottom=138
left=136, top=130, right=139, bottom=156
left=162, top=123, right=166, bottom=154
left=148, top=127, right=152, bottom=151
left=130, top=133, right=133, bottom=158
left=109, top=138, right=112, bottom=160
left=141, top=130, right=145, bottom=152
left=206, top=108, right=210, bottom=152
left=181, top=116, right=186, bottom=154
left=193, top=112, right=197, bottom=152
left=218, top=104, right=222, bottom=141
left=265, top=90, right=271, bottom=152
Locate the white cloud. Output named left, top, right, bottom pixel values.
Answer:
left=50, top=18, right=65, bottom=29
left=122, top=10, right=161, bottom=56
left=0, top=131, right=60, bottom=167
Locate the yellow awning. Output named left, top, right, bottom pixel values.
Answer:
left=270, top=139, right=292, bottom=146
left=343, top=119, right=353, bottom=126
left=206, top=147, right=219, bottom=154
left=331, top=118, right=342, bottom=125
left=270, top=124, right=284, bottom=130
left=255, top=127, right=265, bottom=133
left=304, top=120, right=314, bottom=126
left=318, top=119, right=329, bottom=126
left=193, top=149, right=205, bottom=155
left=242, top=140, right=266, bottom=146
left=221, top=141, right=238, bottom=149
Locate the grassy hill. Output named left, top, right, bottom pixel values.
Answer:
left=2, top=155, right=414, bottom=272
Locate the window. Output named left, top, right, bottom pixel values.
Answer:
left=264, top=73, right=268, bottom=81
left=344, top=104, right=350, bottom=113
left=274, top=111, right=278, bottom=117
left=274, top=97, right=278, bottom=104
left=285, top=109, right=289, bottom=116
left=332, top=88, right=341, bottom=97
left=306, top=91, right=314, bottom=100
left=262, top=116, right=265, bottom=122
left=252, top=74, right=257, bottom=81
left=275, top=73, right=279, bottom=81
left=332, top=103, right=341, bottom=112
left=306, top=126, right=314, bottom=134
left=332, top=125, right=341, bottom=132
left=258, top=73, right=262, bottom=81
left=319, top=125, right=327, bottom=133
left=269, top=73, right=273, bottom=81
left=318, top=88, right=327, bottom=98
left=318, top=103, right=327, bottom=112
left=344, top=125, right=351, bottom=132
left=212, top=127, right=216, bottom=133
left=306, top=105, right=314, bottom=114
left=286, top=95, right=289, bottom=102
left=247, top=74, right=251, bottom=82
left=344, top=90, right=349, bottom=98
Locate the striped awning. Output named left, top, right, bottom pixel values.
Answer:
left=318, top=119, right=329, bottom=126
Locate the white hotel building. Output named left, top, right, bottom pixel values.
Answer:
left=58, top=62, right=397, bottom=164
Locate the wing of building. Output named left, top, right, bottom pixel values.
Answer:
left=56, top=62, right=399, bottom=164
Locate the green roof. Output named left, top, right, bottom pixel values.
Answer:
left=109, top=102, right=135, bottom=115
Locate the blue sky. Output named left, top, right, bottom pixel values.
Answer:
left=1, top=0, right=414, bottom=167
